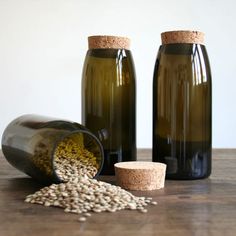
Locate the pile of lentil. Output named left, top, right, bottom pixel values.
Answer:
left=25, top=136, right=157, bottom=222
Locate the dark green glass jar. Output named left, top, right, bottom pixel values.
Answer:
left=153, top=31, right=212, bottom=179
left=1, top=114, right=104, bottom=184
left=82, top=35, right=136, bottom=175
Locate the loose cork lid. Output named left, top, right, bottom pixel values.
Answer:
left=115, top=161, right=166, bottom=191
left=161, top=30, right=205, bottom=45
left=88, top=35, right=130, bottom=50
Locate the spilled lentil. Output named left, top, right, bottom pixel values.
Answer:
left=25, top=136, right=157, bottom=222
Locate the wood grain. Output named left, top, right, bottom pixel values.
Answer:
left=0, top=149, right=236, bottom=236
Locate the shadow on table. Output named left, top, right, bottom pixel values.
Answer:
left=3, top=177, right=44, bottom=194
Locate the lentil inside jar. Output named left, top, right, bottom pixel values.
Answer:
left=53, top=132, right=101, bottom=181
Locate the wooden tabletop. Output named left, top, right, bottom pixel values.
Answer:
left=0, top=149, right=236, bottom=236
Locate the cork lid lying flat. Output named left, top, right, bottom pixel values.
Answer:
left=88, top=35, right=130, bottom=50
left=115, top=161, right=166, bottom=191
left=161, top=30, right=205, bottom=45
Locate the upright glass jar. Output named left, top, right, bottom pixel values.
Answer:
left=82, top=35, right=136, bottom=175
left=153, top=31, right=212, bottom=179
left=1, top=114, right=104, bottom=184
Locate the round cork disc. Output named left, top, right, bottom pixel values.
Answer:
left=161, top=30, right=205, bottom=45
left=88, top=35, right=130, bottom=50
left=114, top=161, right=166, bottom=191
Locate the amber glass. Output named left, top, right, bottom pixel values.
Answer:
left=1, top=114, right=104, bottom=184
left=153, top=44, right=212, bottom=179
left=82, top=49, right=136, bottom=175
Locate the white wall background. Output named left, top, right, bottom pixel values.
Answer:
left=0, top=0, right=235, bottom=148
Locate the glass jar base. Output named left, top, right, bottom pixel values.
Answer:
left=165, top=172, right=211, bottom=180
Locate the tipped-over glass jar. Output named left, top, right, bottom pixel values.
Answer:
left=1, top=114, right=104, bottom=184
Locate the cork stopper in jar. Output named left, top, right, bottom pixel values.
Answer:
left=161, top=30, right=205, bottom=45
left=115, top=161, right=166, bottom=191
left=88, top=35, right=130, bottom=50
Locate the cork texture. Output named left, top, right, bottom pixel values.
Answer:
left=161, top=30, right=205, bottom=45
left=114, top=161, right=166, bottom=191
left=88, top=35, right=130, bottom=49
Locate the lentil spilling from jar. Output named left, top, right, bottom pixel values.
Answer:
left=25, top=136, right=157, bottom=222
